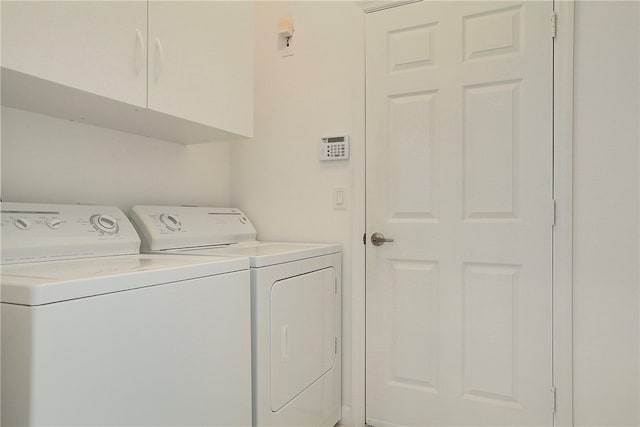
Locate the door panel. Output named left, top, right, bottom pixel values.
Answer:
left=365, top=2, right=553, bottom=426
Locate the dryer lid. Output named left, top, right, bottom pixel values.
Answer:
left=168, top=242, right=341, bottom=267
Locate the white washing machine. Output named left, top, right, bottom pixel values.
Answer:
left=130, top=205, right=342, bottom=427
left=1, top=202, right=252, bottom=427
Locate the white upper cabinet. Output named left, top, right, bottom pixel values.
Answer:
left=1, top=1, right=253, bottom=144
left=148, top=1, right=253, bottom=138
left=2, top=1, right=148, bottom=108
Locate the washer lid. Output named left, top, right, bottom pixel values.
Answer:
left=155, top=242, right=341, bottom=267
left=1, top=254, right=248, bottom=306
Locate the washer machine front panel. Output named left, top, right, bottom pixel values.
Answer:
left=2, top=270, right=251, bottom=426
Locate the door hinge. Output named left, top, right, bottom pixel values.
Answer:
left=334, top=337, right=338, bottom=354
left=552, top=199, right=557, bottom=227
left=551, top=386, right=557, bottom=413
left=550, top=12, right=557, bottom=38
left=363, top=232, right=367, bottom=245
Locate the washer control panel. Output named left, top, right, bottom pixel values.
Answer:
left=1, top=202, right=141, bottom=264
left=90, top=214, right=120, bottom=234
left=130, top=205, right=256, bottom=252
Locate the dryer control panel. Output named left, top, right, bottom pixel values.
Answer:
left=1, top=202, right=140, bottom=264
left=130, top=205, right=257, bottom=252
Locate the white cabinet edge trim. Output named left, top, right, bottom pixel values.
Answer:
left=358, top=0, right=422, bottom=14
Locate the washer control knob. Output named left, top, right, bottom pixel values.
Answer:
left=90, top=214, right=119, bottom=234
left=239, top=216, right=248, bottom=224
left=14, top=217, right=31, bottom=230
left=46, top=217, right=62, bottom=229
left=160, top=213, right=181, bottom=231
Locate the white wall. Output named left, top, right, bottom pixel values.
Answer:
left=573, top=1, right=640, bottom=425
left=229, top=2, right=365, bottom=424
left=1, top=107, right=231, bottom=211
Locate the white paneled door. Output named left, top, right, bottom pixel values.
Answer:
left=365, top=1, right=554, bottom=426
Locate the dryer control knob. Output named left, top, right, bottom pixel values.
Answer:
left=14, top=217, right=31, bottom=230
left=90, top=214, right=119, bottom=234
left=46, top=217, right=62, bottom=229
left=160, top=213, right=181, bottom=231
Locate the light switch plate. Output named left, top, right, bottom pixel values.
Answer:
left=333, top=187, right=347, bottom=210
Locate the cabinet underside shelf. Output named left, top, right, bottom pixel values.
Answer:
left=1, top=68, right=250, bottom=145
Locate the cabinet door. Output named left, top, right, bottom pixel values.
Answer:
left=2, top=1, right=147, bottom=108
left=148, top=1, right=253, bottom=138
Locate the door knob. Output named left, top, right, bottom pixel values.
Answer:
left=371, top=232, right=394, bottom=246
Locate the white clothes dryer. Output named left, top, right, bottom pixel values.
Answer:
left=130, top=205, right=342, bottom=427
left=1, top=202, right=252, bottom=427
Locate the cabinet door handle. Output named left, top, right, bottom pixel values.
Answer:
left=135, top=29, right=145, bottom=76
left=155, top=38, right=164, bottom=81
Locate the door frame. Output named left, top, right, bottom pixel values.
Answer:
left=349, top=1, right=575, bottom=426
left=551, top=1, right=575, bottom=426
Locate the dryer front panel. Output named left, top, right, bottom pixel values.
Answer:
left=270, top=267, right=337, bottom=412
